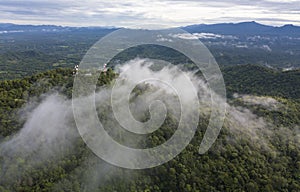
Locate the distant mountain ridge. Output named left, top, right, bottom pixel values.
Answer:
left=1, top=21, right=300, bottom=36
left=183, top=21, right=300, bottom=36
left=0, top=23, right=117, bottom=33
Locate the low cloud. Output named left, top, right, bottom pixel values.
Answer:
left=233, top=93, right=282, bottom=110
left=0, top=94, right=79, bottom=185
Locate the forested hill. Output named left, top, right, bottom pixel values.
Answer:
left=222, top=65, right=300, bottom=99
left=0, top=66, right=299, bottom=191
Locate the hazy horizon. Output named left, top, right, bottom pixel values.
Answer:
left=1, top=0, right=300, bottom=29
left=1, top=20, right=300, bottom=29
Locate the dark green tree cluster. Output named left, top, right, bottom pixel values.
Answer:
left=222, top=64, right=300, bottom=99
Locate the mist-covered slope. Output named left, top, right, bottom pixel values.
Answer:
left=0, top=63, right=299, bottom=191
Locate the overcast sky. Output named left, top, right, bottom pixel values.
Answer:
left=1, top=0, right=300, bottom=28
